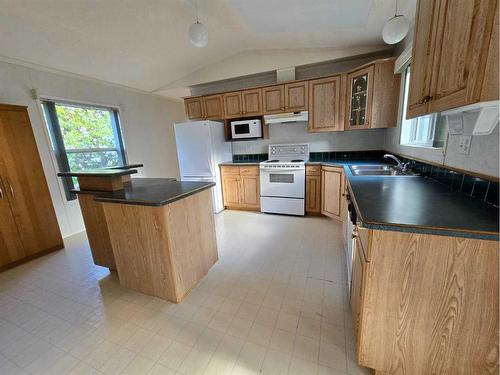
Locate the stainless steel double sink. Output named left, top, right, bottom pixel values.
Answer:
left=349, top=164, right=418, bottom=177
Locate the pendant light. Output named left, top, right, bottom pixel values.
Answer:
left=382, top=0, right=410, bottom=45
left=189, top=0, right=208, bottom=48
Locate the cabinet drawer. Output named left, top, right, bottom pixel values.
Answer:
left=306, top=165, right=321, bottom=175
left=220, top=166, right=240, bottom=175
left=239, top=166, right=259, bottom=176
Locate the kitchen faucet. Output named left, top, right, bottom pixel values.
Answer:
left=384, top=154, right=410, bottom=172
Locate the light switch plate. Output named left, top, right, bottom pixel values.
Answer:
left=457, top=135, right=472, bottom=155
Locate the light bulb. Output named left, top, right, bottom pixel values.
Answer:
left=382, top=15, right=409, bottom=44
left=189, top=21, right=208, bottom=48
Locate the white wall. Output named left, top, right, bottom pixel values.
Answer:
left=232, top=122, right=386, bottom=154
left=0, top=61, right=186, bottom=238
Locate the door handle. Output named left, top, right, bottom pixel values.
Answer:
left=6, top=178, right=14, bottom=198
left=0, top=179, right=3, bottom=200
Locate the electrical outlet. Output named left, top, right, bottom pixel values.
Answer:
left=457, top=135, right=472, bottom=155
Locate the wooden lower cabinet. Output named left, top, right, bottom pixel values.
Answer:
left=350, top=228, right=499, bottom=374
left=321, top=166, right=344, bottom=221
left=305, top=165, right=321, bottom=214
left=220, top=165, right=260, bottom=211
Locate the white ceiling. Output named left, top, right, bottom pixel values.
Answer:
left=0, top=0, right=416, bottom=99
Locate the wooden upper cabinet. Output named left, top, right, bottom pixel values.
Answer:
left=408, top=0, right=499, bottom=119
left=346, top=66, right=374, bottom=130
left=308, top=75, right=344, bottom=132
left=284, top=82, right=308, bottom=112
left=223, top=92, right=243, bottom=119
left=184, top=97, right=204, bottom=120
left=263, top=85, right=285, bottom=114
left=241, top=88, right=263, bottom=116
left=202, top=94, right=224, bottom=120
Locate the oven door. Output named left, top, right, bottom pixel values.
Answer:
left=260, top=167, right=305, bottom=198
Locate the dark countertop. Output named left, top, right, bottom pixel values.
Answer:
left=70, top=177, right=176, bottom=195
left=58, top=168, right=137, bottom=177
left=220, top=159, right=498, bottom=240
left=93, top=178, right=215, bottom=207
left=342, top=164, right=498, bottom=240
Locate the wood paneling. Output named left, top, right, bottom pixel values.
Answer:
left=357, top=230, right=499, bottom=374
left=202, top=94, right=224, bottom=119
left=308, top=75, right=344, bottom=132
left=241, top=88, right=263, bottom=116
left=78, top=194, right=116, bottom=270
left=103, top=189, right=218, bottom=302
left=184, top=97, right=204, bottom=119
left=284, top=81, right=308, bottom=112
left=263, top=85, right=285, bottom=114
left=305, top=165, right=321, bottom=176
left=321, top=166, right=344, bottom=221
left=350, top=233, right=367, bottom=338
left=223, top=92, right=243, bottom=119
left=0, top=105, right=63, bottom=257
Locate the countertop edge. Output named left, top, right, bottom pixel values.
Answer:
left=94, top=182, right=215, bottom=207
left=58, top=169, right=138, bottom=177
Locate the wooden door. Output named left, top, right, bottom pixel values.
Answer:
left=202, top=94, right=224, bottom=120
left=223, top=92, right=243, bottom=119
left=427, top=0, right=498, bottom=114
left=0, top=105, right=63, bottom=256
left=240, top=176, right=260, bottom=209
left=305, top=175, right=321, bottom=214
left=0, top=176, right=25, bottom=267
left=263, top=85, right=285, bottom=114
left=284, top=82, right=308, bottom=112
left=321, top=166, right=344, bottom=220
left=241, top=88, right=263, bottom=116
left=346, top=66, right=374, bottom=130
left=184, top=97, right=204, bottom=119
left=406, top=0, right=438, bottom=118
left=308, top=75, right=343, bottom=132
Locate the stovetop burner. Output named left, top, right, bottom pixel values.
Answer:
left=291, top=159, right=304, bottom=162
left=265, top=159, right=279, bottom=163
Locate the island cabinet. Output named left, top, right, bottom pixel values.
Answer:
left=407, top=0, right=499, bottom=119
left=0, top=104, right=63, bottom=270
left=305, top=165, right=321, bottom=214
left=220, top=165, right=260, bottom=210
left=321, top=165, right=345, bottom=221
left=345, top=58, right=400, bottom=130
left=350, top=227, right=499, bottom=374
left=308, top=75, right=345, bottom=132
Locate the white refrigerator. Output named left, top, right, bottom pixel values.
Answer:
left=174, top=120, right=232, bottom=213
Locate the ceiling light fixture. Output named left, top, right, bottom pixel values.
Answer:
left=382, top=0, right=409, bottom=45
left=189, top=0, right=208, bottom=48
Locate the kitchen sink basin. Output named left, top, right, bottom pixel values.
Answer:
left=349, top=164, right=418, bottom=177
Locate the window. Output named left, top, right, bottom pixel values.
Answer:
left=399, top=65, right=446, bottom=148
left=42, top=100, right=127, bottom=200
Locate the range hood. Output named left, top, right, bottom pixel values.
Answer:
left=441, top=100, right=499, bottom=135
left=264, top=111, right=309, bottom=124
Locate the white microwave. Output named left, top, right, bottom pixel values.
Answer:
left=230, top=119, right=262, bottom=139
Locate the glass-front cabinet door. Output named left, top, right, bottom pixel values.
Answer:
left=346, top=65, right=374, bottom=130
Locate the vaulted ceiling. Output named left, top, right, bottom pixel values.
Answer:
left=0, top=0, right=416, bottom=99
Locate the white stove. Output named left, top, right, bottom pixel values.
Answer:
left=259, top=144, right=309, bottom=216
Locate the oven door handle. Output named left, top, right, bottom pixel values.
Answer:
left=259, top=167, right=305, bottom=172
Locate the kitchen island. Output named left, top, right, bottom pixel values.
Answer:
left=58, top=168, right=218, bottom=302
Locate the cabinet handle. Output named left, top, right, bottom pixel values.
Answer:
left=7, top=178, right=14, bottom=198
left=0, top=182, right=3, bottom=200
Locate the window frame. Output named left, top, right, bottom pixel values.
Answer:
left=42, top=99, right=127, bottom=200
left=398, top=64, right=444, bottom=149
